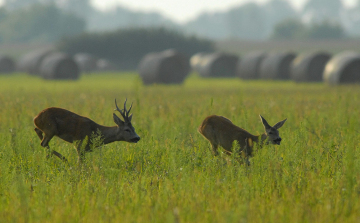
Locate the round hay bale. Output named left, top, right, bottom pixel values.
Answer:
left=190, top=52, right=208, bottom=73
left=0, top=55, right=15, bottom=74
left=237, top=52, right=267, bottom=79
left=138, top=49, right=190, bottom=85
left=17, top=48, right=54, bottom=75
left=291, top=52, right=332, bottom=82
left=197, top=53, right=239, bottom=78
left=259, top=52, right=296, bottom=80
left=39, top=52, right=80, bottom=80
left=96, top=59, right=117, bottom=71
left=323, top=51, right=360, bottom=84
left=74, top=53, right=98, bottom=73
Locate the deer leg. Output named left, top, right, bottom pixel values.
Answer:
left=37, top=132, right=68, bottom=163
left=51, top=150, right=68, bottom=163
left=75, top=140, right=87, bottom=164
left=211, top=143, right=220, bottom=156
left=34, top=128, right=43, bottom=140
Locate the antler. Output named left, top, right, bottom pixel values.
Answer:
left=115, top=98, right=133, bottom=122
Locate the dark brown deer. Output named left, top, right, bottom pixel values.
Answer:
left=198, top=115, right=286, bottom=162
left=33, top=99, right=140, bottom=163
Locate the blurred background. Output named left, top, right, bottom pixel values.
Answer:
left=0, top=0, right=359, bottom=83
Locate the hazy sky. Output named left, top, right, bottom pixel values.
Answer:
left=92, top=0, right=357, bottom=24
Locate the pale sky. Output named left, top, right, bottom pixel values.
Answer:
left=91, top=0, right=357, bottom=24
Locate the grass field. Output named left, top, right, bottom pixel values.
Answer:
left=0, top=72, right=360, bottom=222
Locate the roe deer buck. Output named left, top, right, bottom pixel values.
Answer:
left=33, top=99, right=140, bottom=163
left=198, top=115, right=286, bottom=160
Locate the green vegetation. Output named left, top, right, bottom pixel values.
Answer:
left=57, top=28, right=214, bottom=70
left=0, top=73, right=360, bottom=222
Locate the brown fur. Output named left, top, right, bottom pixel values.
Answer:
left=34, top=101, right=140, bottom=163
left=198, top=115, right=286, bottom=159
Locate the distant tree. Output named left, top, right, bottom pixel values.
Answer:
left=58, top=0, right=94, bottom=20
left=227, top=3, right=267, bottom=40
left=0, top=4, right=86, bottom=43
left=0, top=7, right=7, bottom=21
left=347, top=0, right=360, bottom=36
left=2, top=0, right=55, bottom=10
left=271, top=19, right=306, bottom=39
left=263, top=0, right=298, bottom=37
left=58, top=28, right=214, bottom=70
left=307, top=21, right=344, bottom=39
left=271, top=19, right=345, bottom=40
left=302, top=0, right=343, bottom=23
left=184, top=12, right=228, bottom=39
left=87, top=5, right=178, bottom=32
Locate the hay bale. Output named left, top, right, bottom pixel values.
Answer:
left=323, top=51, right=360, bottom=84
left=237, top=52, right=267, bottom=79
left=291, top=52, right=332, bottom=82
left=17, top=48, right=54, bottom=75
left=190, top=52, right=208, bottom=73
left=259, top=52, right=296, bottom=80
left=138, top=49, right=190, bottom=85
left=96, top=59, right=117, bottom=72
left=197, top=53, right=239, bottom=78
left=0, top=55, right=15, bottom=74
left=39, top=52, right=80, bottom=80
left=74, top=53, right=98, bottom=73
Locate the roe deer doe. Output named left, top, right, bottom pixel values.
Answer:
left=33, top=99, right=140, bottom=163
left=198, top=115, right=286, bottom=160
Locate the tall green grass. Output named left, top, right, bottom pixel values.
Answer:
left=0, top=73, right=360, bottom=222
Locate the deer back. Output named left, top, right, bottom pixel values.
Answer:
left=198, top=115, right=258, bottom=152
left=34, top=107, right=99, bottom=143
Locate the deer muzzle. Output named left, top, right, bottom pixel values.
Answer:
left=274, top=138, right=282, bottom=145
left=131, top=136, right=141, bottom=143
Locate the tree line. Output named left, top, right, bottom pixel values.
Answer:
left=0, top=0, right=359, bottom=44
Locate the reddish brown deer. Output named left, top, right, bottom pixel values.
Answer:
left=198, top=115, right=286, bottom=161
left=33, top=99, right=140, bottom=163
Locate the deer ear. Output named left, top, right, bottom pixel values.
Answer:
left=128, top=113, right=133, bottom=122
left=273, top=118, right=287, bottom=129
left=113, top=113, right=124, bottom=126
left=259, top=115, right=271, bottom=130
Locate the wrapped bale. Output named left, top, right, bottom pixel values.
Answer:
left=259, top=52, right=296, bottom=80
left=190, top=52, right=208, bottom=73
left=237, top=52, right=267, bottom=79
left=74, top=53, right=98, bottom=73
left=138, top=49, right=190, bottom=85
left=96, top=59, right=117, bottom=72
left=17, top=48, right=53, bottom=75
left=323, top=51, right=360, bottom=84
left=291, top=52, right=331, bottom=82
left=0, top=55, right=15, bottom=74
left=39, top=52, right=80, bottom=80
left=197, top=53, right=239, bottom=78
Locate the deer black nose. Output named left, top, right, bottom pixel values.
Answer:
left=131, top=137, right=140, bottom=143
left=274, top=138, right=282, bottom=145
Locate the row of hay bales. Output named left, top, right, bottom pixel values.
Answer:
left=16, top=49, right=116, bottom=80
left=17, top=49, right=80, bottom=80
left=190, top=51, right=360, bottom=84
left=137, top=49, right=360, bottom=85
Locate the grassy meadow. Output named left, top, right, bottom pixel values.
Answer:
left=0, top=72, right=360, bottom=222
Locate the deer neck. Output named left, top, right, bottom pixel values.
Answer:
left=252, top=133, right=268, bottom=147
left=97, top=125, right=119, bottom=145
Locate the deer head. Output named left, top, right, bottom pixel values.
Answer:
left=260, top=115, right=287, bottom=145
left=113, top=99, right=140, bottom=143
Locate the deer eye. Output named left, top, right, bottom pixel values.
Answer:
left=125, top=129, right=131, bottom=132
